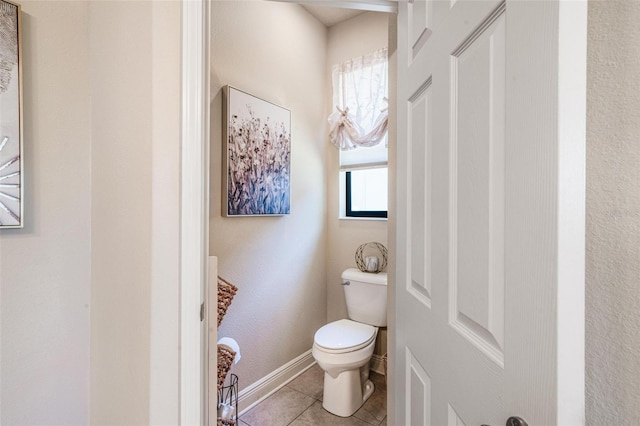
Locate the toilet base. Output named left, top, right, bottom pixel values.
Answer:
left=321, top=367, right=375, bottom=417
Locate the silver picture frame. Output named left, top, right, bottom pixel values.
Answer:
left=223, top=86, right=291, bottom=217
left=0, top=0, right=23, bottom=229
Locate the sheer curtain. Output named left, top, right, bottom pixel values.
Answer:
left=328, top=48, right=389, bottom=158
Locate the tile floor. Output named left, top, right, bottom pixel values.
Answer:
left=239, top=364, right=387, bottom=426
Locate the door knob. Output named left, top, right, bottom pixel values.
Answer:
left=506, top=417, right=528, bottom=426
left=481, top=416, right=528, bottom=426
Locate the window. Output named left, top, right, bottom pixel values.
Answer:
left=345, top=168, right=388, bottom=218
left=329, top=48, right=389, bottom=219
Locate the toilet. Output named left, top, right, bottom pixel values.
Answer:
left=312, top=268, right=387, bottom=417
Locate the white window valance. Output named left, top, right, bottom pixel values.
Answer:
left=329, top=47, right=389, bottom=165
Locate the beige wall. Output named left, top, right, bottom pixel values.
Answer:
left=89, top=1, right=181, bottom=425
left=210, top=1, right=328, bottom=388
left=2, top=1, right=182, bottom=423
left=0, top=1, right=183, bottom=424
left=148, top=2, right=182, bottom=423
left=0, top=1, right=91, bottom=425
left=325, top=12, right=389, bottom=356
left=89, top=3, right=151, bottom=421
left=0, top=2, right=91, bottom=424
left=586, top=1, right=640, bottom=423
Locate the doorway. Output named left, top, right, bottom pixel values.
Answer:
left=206, top=1, right=398, bottom=425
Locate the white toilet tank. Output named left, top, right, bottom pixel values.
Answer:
left=342, top=268, right=388, bottom=327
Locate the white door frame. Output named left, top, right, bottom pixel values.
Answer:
left=181, top=0, right=210, bottom=424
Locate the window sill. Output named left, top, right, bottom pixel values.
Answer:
left=339, top=216, right=388, bottom=222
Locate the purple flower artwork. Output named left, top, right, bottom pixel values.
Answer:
left=224, top=86, right=291, bottom=216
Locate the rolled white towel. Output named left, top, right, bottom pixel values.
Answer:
left=218, top=337, right=241, bottom=364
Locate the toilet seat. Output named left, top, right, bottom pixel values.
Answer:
left=314, top=319, right=377, bottom=354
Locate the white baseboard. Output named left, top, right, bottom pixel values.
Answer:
left=371, top=354, right=386, bottom=376
left=237, top=350, right=316, bottom=416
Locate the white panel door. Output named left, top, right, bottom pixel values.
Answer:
left=394, top=1, right=587, bottom=425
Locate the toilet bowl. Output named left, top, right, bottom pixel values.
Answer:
left=312, top=319, right=378, bottom=417
left=312, top=268, right=387, bottom=417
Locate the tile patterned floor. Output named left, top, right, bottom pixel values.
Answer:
left=239, top=364, right=387, bottom=426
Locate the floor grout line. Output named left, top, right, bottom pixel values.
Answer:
left=239, top=367, right=386, bottom=426
left=285, top=383, right=323, bottom=426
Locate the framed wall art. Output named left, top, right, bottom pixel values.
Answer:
left=223, top=86, right=291, bottom=216
left=0, top=0, right=22, bottom=228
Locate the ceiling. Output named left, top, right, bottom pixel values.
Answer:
left=301, top=4, right=366, bottom=27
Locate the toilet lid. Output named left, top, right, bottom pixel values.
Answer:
left=314, top=319, right=376, bottom=353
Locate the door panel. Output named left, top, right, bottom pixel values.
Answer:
left=449, top=8, right=506, bottom=366
left=395, top=0, right=587, bottom=425
left=409, top=77, right=433, bottom=308
left=406, top=349, right=432, bottom=426
left=448, top=405, right=467, bottom=426
left=408, top=0, right=431, bottom=60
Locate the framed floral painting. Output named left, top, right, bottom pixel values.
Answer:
left=223, top=86, right=291, bottom=216
left=0, top=0, right=22, bottom=228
